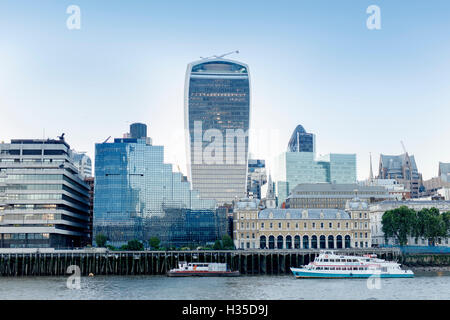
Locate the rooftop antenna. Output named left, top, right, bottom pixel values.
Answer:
left=200, top=50, right=239, bottom=60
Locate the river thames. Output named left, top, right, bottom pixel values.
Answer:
left=0, top=270, right=449, bottom=300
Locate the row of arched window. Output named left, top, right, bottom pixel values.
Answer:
left=259, top=235, right=351, bottom=249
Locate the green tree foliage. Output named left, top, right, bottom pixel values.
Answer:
left=148, top=237, right=160, bottom=250
left=382, top=206, right=450, bottom=246
left=213, top=240, right=223, bottom=250
left=382, top=206, right=416, bottom=246
left=222, top=235, right=234, bottom=250
left=95, top=233, right=108, bottom=247
left=126, top=239, right=144, bottom=251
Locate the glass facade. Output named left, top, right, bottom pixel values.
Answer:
left=94, top=134, right=217, bottom=247
left=185, top=58, right=250, bottom=205
left=273, top=152, right=356, bottom=205
left=287, top=125, right=315, bottom=153
left=247, top=159, right=267, bottom=199
left=0, top=139, right=90, bottom=248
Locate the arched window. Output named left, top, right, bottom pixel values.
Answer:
left=268, top=235, right=275, bottom=249
left=260, top=235, right=267, bottom=249
left=311, top=235, right=317, bottom=249
left=336, top=235, right=343, bottom=249
left=302, top=235, right=309, bottom=249
left=294, top=235, right=301, bottom=249
left=286, top=235, right=292, bottom=249
left=328, top=235, right=334, bottom=249
left=320, top=235, right=326, bottom=249
left=345, top=235, right=351, bottom=248
left=277, top=235, right=284, bottom=249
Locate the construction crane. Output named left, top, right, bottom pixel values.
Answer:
left=102, top=136, right=111, bottom=144
left=200, top=50, right=239, bottom=60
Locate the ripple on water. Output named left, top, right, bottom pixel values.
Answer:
left=0, top=274, right=449, bottom=300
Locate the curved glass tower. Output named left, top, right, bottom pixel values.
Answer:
left=287, top=125, right=315, bottom=153
left=184, top=58, right=250, bottom=205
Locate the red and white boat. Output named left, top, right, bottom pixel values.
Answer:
left=167, top=262, right=240, bottom=277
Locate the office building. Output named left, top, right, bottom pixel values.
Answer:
left=439, top=162, right=450, bottom=183
left=247, top=159, right=267, bottom=199
left=130, top=122, right=148, bottom=139
left=72, top=151, right=92, bottom=179
left=185, top=57, right=250, bottom=205
left=286, top=183, right=392, bottom=209
left=287, top=124, right=315, bottom=153
left=0, top=137, right=91, bottom=248
left=94, top=123, right=216, bottom=247
left=273, top=152, right=356, bottom=206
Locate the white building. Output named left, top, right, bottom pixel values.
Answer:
left=369, top=200, right=450, bottom=247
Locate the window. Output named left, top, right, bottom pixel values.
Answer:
left=261, top=223, right=264, bottom=229
left=278, top=223, right=282, bottom=229
left=320, top=223, right=324, bottom=229
left=312, top=222, right=316, bottom=228
left=270, top=223, right=273, bottom=229
left=304, top=223, right=307, bottom=228
left=329, top=222, right=332, bottom=228
left=287, top=223, right=290, bottom=228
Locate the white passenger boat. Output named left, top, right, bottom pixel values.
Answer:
left=167, top=262, right=240, bottom=277
left=290, top=250, right=414, bottom=278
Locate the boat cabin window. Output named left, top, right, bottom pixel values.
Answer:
left=324, top=259, right=329, bottom=262
left=346, top=259, right=352, bottom=262
left=330, top=267, right=335, bottom=270
left=352, top=259, right=358, bottom=262
left=324, top=267, right=329, bottom=270
left=353, top=267, right=358, bottom=270
left=382, top=267, right=387, bottom=272
left=330, top=259, right=335, bottom=262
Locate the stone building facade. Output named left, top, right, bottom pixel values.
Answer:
left=233, top=198, right=371, bottom=250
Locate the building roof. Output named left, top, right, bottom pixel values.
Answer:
left=258, top=208, right=351, bottom=220
left=289, top=183, right=387, bottom=194
left=380, top=153, right=418, bottom=172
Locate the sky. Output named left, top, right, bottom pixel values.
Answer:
left=0, top=0, right=449, bottom=181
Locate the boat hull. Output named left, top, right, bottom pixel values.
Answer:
left=290, top=268, right=414, bottom=279
left=167, top=271, right=240, bottom=277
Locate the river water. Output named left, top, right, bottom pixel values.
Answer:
left=0, top=271, right=449, bottom=300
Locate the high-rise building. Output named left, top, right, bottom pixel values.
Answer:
left=184, top=57, right=250, bottom=205
left=378, top=153, right=423, bottom=198
left=246, top=159, right=267, bottom=199
left=94, top=123, right=216, bottom=247
left=273, top=125, right=356, bottom=206
left=72, top=151, right=92, bottom=179
left=439, top=162, right=450, bottom=183
left=273, top=152, right=356, bottom=205
left=0, top=137, right=91, bottom=248
left=130, top=122, right=147, bottom=139
left=287, top=125, right=315, bottom=153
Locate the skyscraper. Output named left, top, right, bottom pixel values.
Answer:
left=287, top=125, right=315, bottom=153
left=184, top=57, right=250, bottom=205
left=94, top=123, right=216, bottom=246
left=130, top=123, right=147, bottom=139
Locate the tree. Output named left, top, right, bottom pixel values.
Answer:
left=95, top=233, right=108, bottom=248
left=382, top=206, right=416, bottom=246
left=148, top=236, right=160, bottom=250
left=222, top=235, right=234, bottom=250
left=126, top=239, right=144, bottom=251
left=416, top=208, right=447, bottom=245
left=213, top=240, right=223, bottom=250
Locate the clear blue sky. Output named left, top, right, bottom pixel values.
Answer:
left=1, top=0, right=449, bottom=180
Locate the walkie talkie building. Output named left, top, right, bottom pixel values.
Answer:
left=184, top=57, right=251, bottom=205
